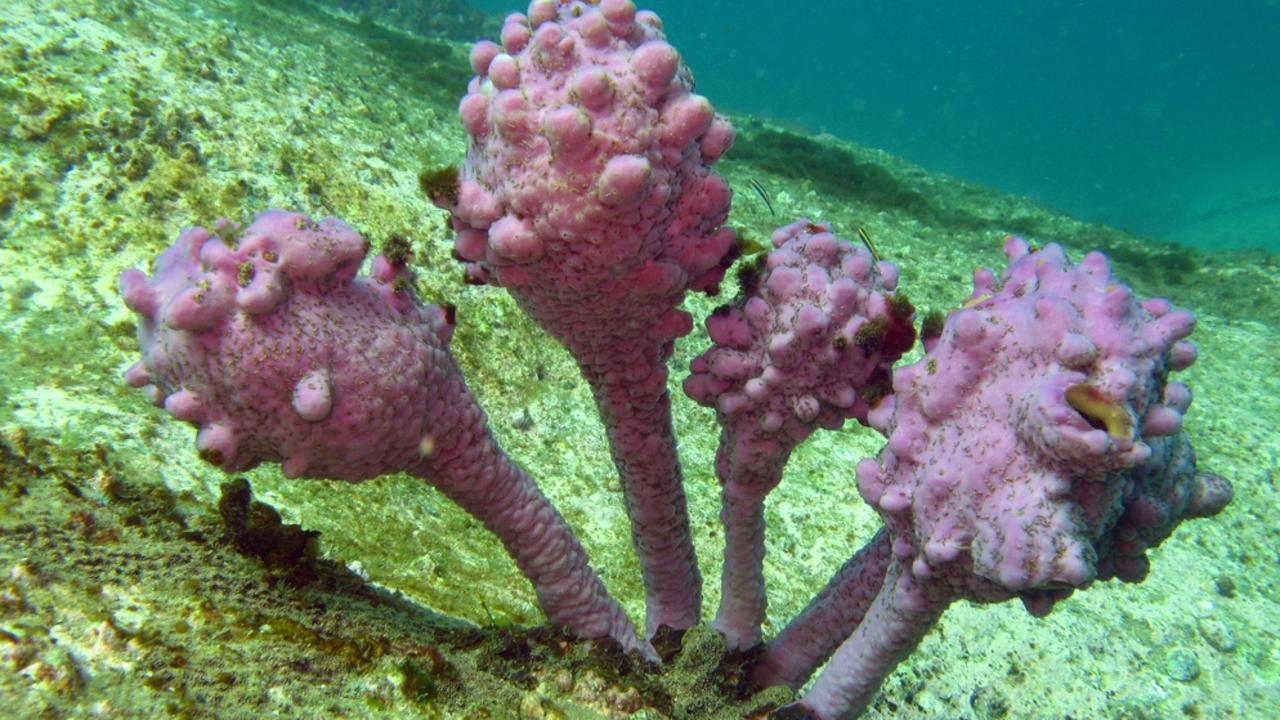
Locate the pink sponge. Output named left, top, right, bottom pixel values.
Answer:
left=120, top=209, right=644, bottom=655
left=786, top=237, right=1226, bottom=719
left=859, top=237, right=1199, bottom=604
left=437, top=0, right=740, bottom=637
left=120, top=209, right=442, bottom=481
left=448, top=0, right=737, bottom=297
left=685, top=220, right=913, bottom=435
left=684, top=219, right=913, bottom=650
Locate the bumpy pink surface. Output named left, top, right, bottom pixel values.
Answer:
left=793, top=238, right=1224, bottom=719
left=686, top=219, right=912, bottom=441
left=120, top=209, right=447, bottom=481
left=120, top=209, right=642, bottom=654
left=858, top=237, right=1199, bottom=609
left=448, top=0, right=737, bottom=302
left=440, top=0, right=740, bottom=635
left=684, top=219, right=913, bottom=650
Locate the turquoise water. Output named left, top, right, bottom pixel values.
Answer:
left=470, top=0, right=1280, bottom=251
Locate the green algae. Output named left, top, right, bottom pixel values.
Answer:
left=0, top=0, right=1277, bottom=718
left=2, top=431, right=762, bottom=718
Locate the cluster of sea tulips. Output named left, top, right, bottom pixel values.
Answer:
left=120, top=2, right=1231, bottom=717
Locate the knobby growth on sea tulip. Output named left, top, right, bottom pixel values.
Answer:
left=119, top=3, right=1232, bottom=718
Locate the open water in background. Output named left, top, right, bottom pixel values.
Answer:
left=470, top=0, right=1280, bottom=252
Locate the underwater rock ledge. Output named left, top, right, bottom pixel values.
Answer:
left=0, top=433, right=792, bottom=718
left=0, top=0, right=1276, bottom=717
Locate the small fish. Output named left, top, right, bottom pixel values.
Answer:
left=857, top=226, right=882, bottom=263
left=737, top=231, right=770, bottom=257
left=748, top=178, right=775, bottom=217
